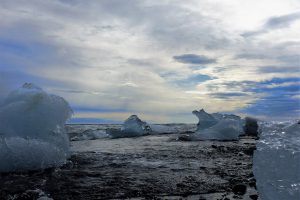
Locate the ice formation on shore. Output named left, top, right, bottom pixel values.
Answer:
left=0, top=83, right=72, bottom=172
left=192, top=109, right=218, bottom=130
left=107, top=115, right=152, bottom=138
left=191, top=109, right=243, bottom=140
left=254, top=121, right=300, bottom=200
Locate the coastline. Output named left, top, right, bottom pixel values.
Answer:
left=0, top=127, right=258, bottom=200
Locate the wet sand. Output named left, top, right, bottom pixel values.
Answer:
left=0, top=132, right=258, bottom=200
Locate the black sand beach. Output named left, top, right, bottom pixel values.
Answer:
left=0, top=125, right=258, bottom=200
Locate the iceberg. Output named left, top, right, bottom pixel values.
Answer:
left=0, top=83, right=72, bottom=172
left=192, top=119, right=243, bottom=140
left=107, top=115, right=152, bottom=138
left=253, top=121, right=300, bottom=200
left=192, top=109, right=218, bottom=130
left=191, top=109, right=243, bottom=140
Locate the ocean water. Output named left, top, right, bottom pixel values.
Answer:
left=1, top=117, right=299, bottom=199
left=254, top=121, right=300, bottom=200
left=67, top=121, right=300, bottom=200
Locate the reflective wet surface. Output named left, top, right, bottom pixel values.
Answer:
left=0, top=125, right=258, bottom=200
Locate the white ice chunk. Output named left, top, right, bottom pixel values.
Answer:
left=107, top=115, right=151, bottom=138
left=192, top=109, right=218, bottom=130
left=123, top=115, right=151, bottom=134
left=192, top=119, right=243, bottom=140
left=0, top=83, right=72, bottom=172
left=191, top=109, right=243, bottom=140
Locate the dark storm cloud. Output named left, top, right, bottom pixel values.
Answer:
left=173, top=54, right=216, bottom=64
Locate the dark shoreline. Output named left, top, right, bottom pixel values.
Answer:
left=0, top=133, right=258, bottom=200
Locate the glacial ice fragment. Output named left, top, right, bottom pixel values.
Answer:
left=192, top=119, right=243, bottom=140
left=107, top=115, right=151, bottom=138
left=0, top=83, right=72, bottom=172
left=191, top=109, right=243, bottom=140
left=192, top=109, right=218, bottom=130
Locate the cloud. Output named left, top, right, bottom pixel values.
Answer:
left=174, top=74, right=214, bottom=88
left=234, top=40, right=300, bottom=69
left=242, top=12, right=300, bottom=37
left=240, top=77, right=300, bottom=118
left=173, top=54, right=216, bottom=64
left=210, top=92, right=249, bottom=99
left=259, top=66, right=299, bottom=74
left=0, top=0, right=299, bottom=122
left=242, top=94, right=300, bottom=119
left=265, top=12, right=300, bottom=29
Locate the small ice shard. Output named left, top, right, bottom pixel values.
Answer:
left=192, top=109, right=218, bottom=130
left=0, top=83, right=72, bottom=172
left=243, top=117, right=259, bottom=137
left=107, top=115, right=151, bottom=138
left=191, top=109, right=243, bottom=141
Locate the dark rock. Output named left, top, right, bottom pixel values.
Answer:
left=243, top=146, right=257, bottom=156
left=177, top=134, right=192, bottom=141
left=248, top=177, right=257, bottom=188
left=249, top=194, right=258, bottom=200
left=243, top=117, right=258, bottom=137
left=238, top=152, right=244, bottom=156
left=232, top=184, right=247, bottom=195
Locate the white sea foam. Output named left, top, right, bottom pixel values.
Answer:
left=0, top=83, right=72, bottom=172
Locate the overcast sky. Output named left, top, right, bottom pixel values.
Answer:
left=0, top=0, right=299, bottom=123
